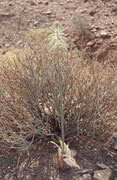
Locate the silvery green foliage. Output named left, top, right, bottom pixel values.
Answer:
left=48, top=21, right=67, bottom=154
left=48, top=21, right=68, bottom=51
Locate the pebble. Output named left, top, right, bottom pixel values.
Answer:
left=104, top=13, right=109, bottom=16
left=45, top=2, right=49, bottom=5
left=114, top=145, right=117, bottom=150
left=81, top=9, right=87, bottom=13
left=9, top=2, right=13, bottom=6
left=16, top=40, right=22, bottom=46
left=26, top=175, right=32, bottom=180
left=112, top=132, right=117, bottom=139
left=30, top=1, right=36, bottom=6
left=38, top=1, right=42, bottom=4
left=5, top=174, right=10, bottom=179
left=34, top=21, right=38, bottom=26
left=94, top=169, right=112, bottom=180
left=91, top=28, right=97, bottom=32
left=87, top=41, right=95, bottom=47
left=79, top=174, right=92, bottom=180
left=95, top=33, right=100, bottom=38
left=81, top=169, right=94, bottom=175
left=5, top=43, right=10, bottom=48
left=46, top=10, right=52, bottom=15
left=2, top=50, right=6, bottom=55
left=96, top=163, right=110, bottom=170
left=111, top=8, right=117, bottom=14
left=59, top=2, right=64, bottom=5
left=100, top=31, right=110, bottom=38
left=49, top=14, right=55, bottom=18
left=84, top=0, right=88, bottom=2
left=0, top=13, right=14, bottom=18
left=89, top=10, right=96, bottom=16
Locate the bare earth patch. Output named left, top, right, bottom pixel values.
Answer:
left=0, top=140, right=116, bottom=180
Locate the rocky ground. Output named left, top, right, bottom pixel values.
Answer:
left=0, top=0, right=117, bottom=64
left=0, top=0, right=117, bottom=179
left=0, top=140, right=117, bottom=180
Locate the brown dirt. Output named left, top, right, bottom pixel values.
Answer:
left=0, top=140, right=116, bottom=180
left=0, top=0, right=117, bottom=179
left=0, top=0, right=117, bottom=64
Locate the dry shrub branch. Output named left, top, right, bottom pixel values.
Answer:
left=0, top=29, right=116, bottom=151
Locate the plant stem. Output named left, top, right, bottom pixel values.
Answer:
left=57, top=45, right=65, bottom=155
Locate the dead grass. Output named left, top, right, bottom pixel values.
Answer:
left=0, top=29, right=116, bottom=151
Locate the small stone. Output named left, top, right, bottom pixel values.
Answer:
left=94, top=169, right=111, bottom=180
left=30, top=1, right=36, bottom=5
left=89, top=10, right=96, bottom=16
left=26, top=175, right=32, bottom=180
left=34, top=21, right=38, bottom=26
left=9, top=2, right=13, bottom=6
left=96, top=163, right=110, bottom=170
left=9, top=176, right=14, bottom=180
left=59, top=2, right=64, bottom=5
left=87, top=41, right=95, bottom=47
left=45, top=2, right=49, bottom=5
left=2, top=50, right=6, bottom=55
left=46, top=10, right=52, bottom=15
left=95, top=33, right=100, bottom=38
left=91, top=28, right=97, bottom=32
left=112, top=132, right=117, bottom=139
left=84, top=0, right=88, bottom=2
left=114, top=145, right=117, bottom=150
left=100, top=31, right=110, bottom=38
left=81, top=9, right=87, bottom=13
left=48, top=14, right=55, bottom=18
left=97, top=39, right=102, bottom=45
left=112, top=8, right=117, bottom=13
left=38, top=1, right=42, bottom=4
left=1, top=13, right=14, bottom=18
left=5, top=43, right=10, bottom=48
left=48, top=177, right=53, bottom=180
left=90, top=25, right=99, bottom=31
left=79, top=174, right=92, bottom=180
left=104, top=13, right=109, bottom=16
left=16, top=40, right=22, bottom=46
left=5, top=174, right=10, bottom=179
left=81, top=169, right=94, bottom=175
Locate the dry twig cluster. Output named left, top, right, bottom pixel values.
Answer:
left=0, top=29, right=116, bottom=151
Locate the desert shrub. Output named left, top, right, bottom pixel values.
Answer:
left=0, top=29, right=116, bottom=151
left=70, top=12, right=90, bottom=36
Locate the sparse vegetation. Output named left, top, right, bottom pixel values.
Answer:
left=0, top=23, right=116, bottom=153
left=70, top=12, right=90, bottom=36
